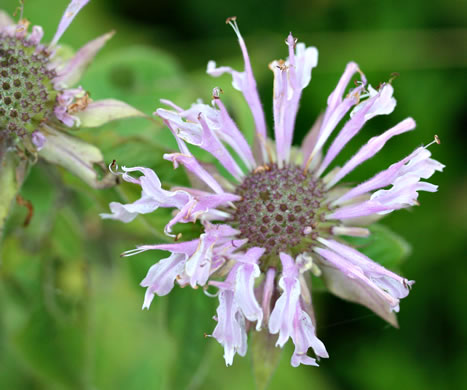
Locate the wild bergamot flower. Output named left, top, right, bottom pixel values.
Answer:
left=102, top=18, right=443, bottom=367
left=0, top=0, right=142, bottom=187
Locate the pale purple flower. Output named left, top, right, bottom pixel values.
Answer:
left=103, top=18, right=443, bottom=366
left=0, top=1, right=143, bottom=187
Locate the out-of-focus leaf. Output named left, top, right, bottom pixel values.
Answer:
left=80, top=45, right=192, bottom=111
left=167, top=287, right=216, bottom=390
left=50, top=211, right=85, bottom=261
left=12, top=306, right=87, bottom=389
left=78, top=45, right=197, bottom=170
left=342, top=223, right=412, bottom=269
left=251, top=328, right=283, bottom=390
left=91, top=267, right=176, bottom=390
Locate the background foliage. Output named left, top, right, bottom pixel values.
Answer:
left=1, top=0, right=466, bottom=389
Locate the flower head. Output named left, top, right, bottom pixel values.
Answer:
left=0, top=0, right=143, bottom=187
left=103, top=18, right=443, bottom=366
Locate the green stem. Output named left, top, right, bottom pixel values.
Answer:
left=0, top=151, right=28, bottom=248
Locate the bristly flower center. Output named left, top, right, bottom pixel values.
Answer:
left=0, top=33, right=57, bottom=137
left=232, top=164, right=328, bottom=261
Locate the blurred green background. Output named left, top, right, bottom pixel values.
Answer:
left=1, top=0, right=466, bottom=389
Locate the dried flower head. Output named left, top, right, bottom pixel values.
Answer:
left=102, top=19, right=443, bottom=366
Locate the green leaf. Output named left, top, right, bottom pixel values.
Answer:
left=251, top=329, right=283, bottom=390
left=342, top=223, right=412, bottom=270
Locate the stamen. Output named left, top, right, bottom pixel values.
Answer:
left=203, top=284, right=220, bottom=298
left=212, top=87, right=223, bottom=99
left=120, top=247, right=151, bottom=257
left=225, top=16, right=237, bottom=24
left=225, top=16, right=240, bottom=38
left=108, top=160, right=121, bottom=175
left=225, top=16, right=244, bottom=43
left=424, top=134, right=441, bottom=149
